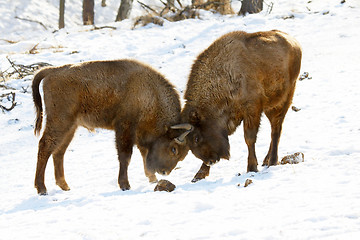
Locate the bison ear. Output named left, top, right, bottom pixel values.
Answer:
left=189, top=110, right=201, bottom=124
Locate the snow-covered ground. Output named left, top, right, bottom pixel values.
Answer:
left=1, top=0, right=360, bottom=239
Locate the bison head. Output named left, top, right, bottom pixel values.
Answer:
left=182, top=110, right=230, bottom=166
left=145, top=124, right=193, bottom=176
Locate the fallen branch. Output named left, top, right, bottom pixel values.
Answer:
left=91, top=25, right=117, bottom=31
left=2, top=57, right=52, bottom=81
left=15, top=16, right=48, bottom=30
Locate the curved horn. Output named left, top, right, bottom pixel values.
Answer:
left=170, top=123, right=194, bottom=131
left=171, top=123, right=194, bottom=145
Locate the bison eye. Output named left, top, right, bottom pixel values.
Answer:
left=171, top=147, right=177, bottom=155
left=194, top=135, right=199, bottom=144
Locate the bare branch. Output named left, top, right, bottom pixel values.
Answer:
left=137, top=1, right=159, bottom=15
left=15, top=16, right=48, bottom=30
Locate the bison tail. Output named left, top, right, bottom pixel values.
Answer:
left=32, top=67, right=54, bottom=136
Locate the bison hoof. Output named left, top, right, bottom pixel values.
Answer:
left=119, top=181, right=131, bottom=191
left=35, top=185, right=48, bottom=196
left=191, top=177, right=202, bottom=183
left=121, top=186, right=130, bottom=191
left=247, top=165, right=258, bottom=173
left=148, top=175, right=158, bottom=183
left=56, top=181, right=70, bottom=191
left=37, top=189, right=48, bottom=196
left=268, top=160, right=279, bottom=166
left=191, top=174, right=207, bottom=183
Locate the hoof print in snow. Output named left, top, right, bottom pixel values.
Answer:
left=280, top=152, right=304, bottom=165
left=154, top=179, right=176, bottom=192
left=244, top=179, right=253, bottom=187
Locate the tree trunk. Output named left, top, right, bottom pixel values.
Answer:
left=218, top=0, right=234, bottom=15
left=115, top=0, right=134, bottom=22
left=83, top=0, right=95, bottom=25
left=59, top=0, right=65, bottom=29
left=239, top=0, right=263, bottom=15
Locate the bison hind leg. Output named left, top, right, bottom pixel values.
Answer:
left=52, top=126, right=77, bottom=191
left=35, top=121, right=75, bottom=195
left=264, top=97, right=294, bottom=167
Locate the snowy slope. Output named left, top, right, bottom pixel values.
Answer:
left=1, top=0, right=360, bottom=239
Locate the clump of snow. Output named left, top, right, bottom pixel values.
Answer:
left=1, top=0, right=360, bottom=239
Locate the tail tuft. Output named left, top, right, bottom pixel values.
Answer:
left=32, top=67, right=53, bottom=136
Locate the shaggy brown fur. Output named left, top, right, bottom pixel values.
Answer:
left=32, top=59, right=190, bottom=195
left=181, top=30, right=302, bottom=181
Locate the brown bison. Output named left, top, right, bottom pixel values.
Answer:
left=181, top=30, right=302, bottom=182
left=32, top=59, right=192, bottom=195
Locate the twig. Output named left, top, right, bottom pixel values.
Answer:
left=29, top=42, right=40, bottom=54
left=91, top=26, right=117, bottom=31
left=176, top=0, right=183, bottom=8
left=15, top=16, right=48, bottom=30
left=264, top=1, right=274, bottom=15
left=0, top=92, right=17, bottom=112
left=0, top=84, right=16, bottom=90
left=0, top=39, right=18, bottom=44
left=137, top=1, right=159, bottom=15
left=6, top=56, right=23, bottom=78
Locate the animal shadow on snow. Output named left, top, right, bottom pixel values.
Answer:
left=5, top=167, right=276, bottom=214
left=177, top=166, right=275, bottom=192
left=5, top=192, right=91, bottom=214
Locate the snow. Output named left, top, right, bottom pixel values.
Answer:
left=1, top=0, right=360, bottom=239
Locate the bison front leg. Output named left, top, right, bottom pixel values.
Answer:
left=115, top=122, right=135, bottom=191
left=138, top=146, right=158, bottom=183
left=192, top=163, right=210, bottom=182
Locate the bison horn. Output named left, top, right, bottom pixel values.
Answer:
left=171, top=123, right=194, bottom=145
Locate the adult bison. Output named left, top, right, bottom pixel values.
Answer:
left=181, top=30, right=302, bottom=182
left=32, top=59, right=192, bottom=195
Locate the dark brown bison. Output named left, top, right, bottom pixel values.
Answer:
left=32, top=59, right=192, bottom=195
left=181, top=30, right=302, bottom=182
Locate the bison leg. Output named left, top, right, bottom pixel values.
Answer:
left=263, top=97, right=293, bottom=166
left=243, top=113, right=261, bottom=172
left=35, top=120, right=74, bottom=195
left=138, top=146, right=158, bottom=183
left=192, top=163, right=210, bottom=182
left=52, top=126, right=76, bottom=191
left=115, top=122, right=135, bottom=191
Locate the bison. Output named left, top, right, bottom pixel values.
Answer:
left=181, top=30, right=302, bottom=182
left=32, top=59, right=192, bottom=195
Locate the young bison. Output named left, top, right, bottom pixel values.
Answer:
left=32, top=59, right=192, bottom=195
left=181, top=30, right=302, bottom=182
